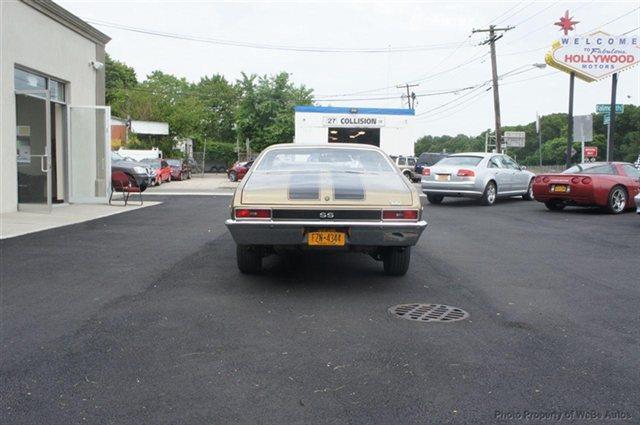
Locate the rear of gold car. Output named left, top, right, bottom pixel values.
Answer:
left=225, top=144, right=427, bottom=275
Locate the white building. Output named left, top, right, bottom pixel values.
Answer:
left=1, top=0, right=111, bottom=213
left=294, top=106, right=415, bottom=156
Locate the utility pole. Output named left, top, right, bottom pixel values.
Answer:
left=397, top=83, right=419, bottom=109
left=473, top=25, right=514, bottom=153
left=566, top=72, right=575, bottom=169
left=607, top=73, right=618, bottom=161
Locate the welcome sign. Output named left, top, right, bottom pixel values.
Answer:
left=545, top=31, right=640, bottom=82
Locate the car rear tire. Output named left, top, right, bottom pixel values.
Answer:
left=382, top=247, right=411, bottom=276
left=522, top=179, right=534, bottom=200
left=229, top=171, right=238, bottom=182
left=426, top=194, right=444, bottom=204
left=237, top=245, right=262, bottom=274
left=544, top=200, right=565, bottom=211
left=606, top=186, right=627, bottom=214
left=480, top=181, right=497, bottom=206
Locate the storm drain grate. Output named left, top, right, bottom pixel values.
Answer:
left=389, top=303, right=469, bottom=323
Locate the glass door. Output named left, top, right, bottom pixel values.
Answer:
left=67, top=106, right=111, bottom=203
left=15, top=90, right=52, bottom=212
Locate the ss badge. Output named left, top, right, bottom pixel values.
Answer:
left=319, top=212, right=335, bottom=219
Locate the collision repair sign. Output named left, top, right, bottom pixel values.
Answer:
left=323, top=116, right=385, bottom=127
left=546, top=31, right=640, bottom=82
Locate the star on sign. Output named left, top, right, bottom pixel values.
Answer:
left=555, top=10, right=579, bottom=35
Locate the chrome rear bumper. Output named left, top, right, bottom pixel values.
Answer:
left=225, top=219, right=427, bottom=247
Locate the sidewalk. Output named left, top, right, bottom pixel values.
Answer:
left=144, top=173, right=237, bottom=196
left=0, top=202, right=159, bottom=239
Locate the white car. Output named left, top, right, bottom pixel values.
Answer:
left=635, top=192, right=640, bottom=214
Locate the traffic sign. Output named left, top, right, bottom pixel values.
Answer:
left=503, top=131, right=525, bottom=147
left=603, top=114, right=610, bottom=125
left=573, top=115, right=592, bottom=142
left=584, top=146, right=598, bottom=158
left=596, top=104, right=624, bottom=114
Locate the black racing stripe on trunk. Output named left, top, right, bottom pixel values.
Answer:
left=331, top=172, right=365, bottom=200
left=288, top=172, right=320, bottom=200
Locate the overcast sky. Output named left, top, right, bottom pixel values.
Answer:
left=61, top=0, right=639, bottom=140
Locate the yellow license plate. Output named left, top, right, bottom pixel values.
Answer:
left=552, top=184, right=569, bottom=193
left=436, top=174, right=450, bottom=181
left=308, top=231, right=346, bottom=246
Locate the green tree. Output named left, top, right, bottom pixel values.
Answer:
left=236, top=72, right=313, bottom=153
left=105, top=53, right=138, bottom=117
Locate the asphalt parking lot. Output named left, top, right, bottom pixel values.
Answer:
left=1, top=195, right=638, bottom=424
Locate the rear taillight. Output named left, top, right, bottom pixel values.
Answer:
left=382, top=210, right=419, bottom=221
left=457, top=169, right=475, bottom=177
left=542, top=177, right=550, bottom=183
left=571, top=177, right=580, bottom=184
left=535, top=176, right=542, bottom=183
left=422, top=168, right=431, bottom=176
left=235, top=208, right=271, bottom=219
left=582, top=177, right=592, bottom=184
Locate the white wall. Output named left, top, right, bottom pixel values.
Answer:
left=1, top=1, right=98, bottom=213
left=294, top=112, right=414, bottom=156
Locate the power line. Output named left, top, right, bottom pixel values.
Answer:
left=85, top=18, right=471, bottom=54
left=512, top=0, right=561, bottom=27
left=487, top=1, right=525, bottom=25
left=494, top=1, right=535, bottom=26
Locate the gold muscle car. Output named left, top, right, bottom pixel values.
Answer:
left=225, top=144, right=427, bottom=275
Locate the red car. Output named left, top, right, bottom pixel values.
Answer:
left=533, top=162, right=640, bottom=214
left=166, top=159, right=192, bottom=181
left=227, top=160, right=253, bottom=182
left=143, top=158, right=172, bottom=185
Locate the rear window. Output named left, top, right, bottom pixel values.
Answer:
left=254, top=148, right=395, bottom=173
left=437, top=156, right=483, bottom=166
left=167, top=159, right=182, bottom=166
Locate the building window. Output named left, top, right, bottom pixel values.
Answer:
left=14, top=68, right=46, bottom=91
left=14, top=67, right=66, bottom=103
left=49, top=80, right=65, bottom=103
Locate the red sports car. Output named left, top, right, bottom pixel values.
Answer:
left=143, top=158, right=172, bottom=185
left=533, top=162, right=640, bottom=214
left=227, top=160, right=253, bottom=182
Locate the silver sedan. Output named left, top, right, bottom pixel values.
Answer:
left=421, top=152, right=536, bottom=205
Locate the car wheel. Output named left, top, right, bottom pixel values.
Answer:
left=229, top=171, right=238, bottom=182
left=156, top=177, right=162, bottom=186
left=544, top=200, right=565, bottom=211
left=426, top=194, right=444, bottom=204
left=606, top=186, right=627, bottom=214
left=480, top=181, right=497, bottom=206
left=237, top=244, right=262, bottom=274
left=382, top=247, right=411, bottom=276
left=522, top=179, right=534, bottom=200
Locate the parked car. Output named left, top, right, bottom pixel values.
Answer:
left=166, top=158, right=192, bottom=181
left=142, top=158, right=172, bottom=185
left=415, top=152, right=448, bottom=175
left=532, top=162, right=640, bottom=214
left=421, top=152, right=535, bottom=205
left=634, top=154, right=640, bottom=169
left=227, top=160, right=253, bottom=182
left=110, top=152, right=153, bottom=189
left=225, top=144, right=427, bottom=275
left=205, top=160, right=228, bottom=173
left=390, top=155, right=420, bottom=182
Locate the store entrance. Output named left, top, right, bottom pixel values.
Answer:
left=328, top=128, right=380, bottom=147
